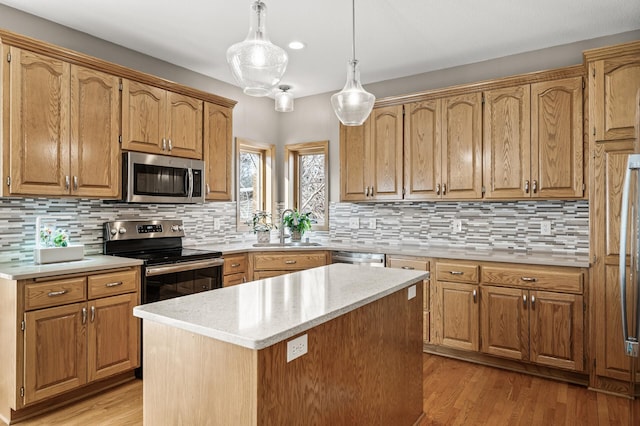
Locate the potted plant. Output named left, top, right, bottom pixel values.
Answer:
left=282, top=210, right=313, bottom=242
left=247, top=211, right=276, bottom=243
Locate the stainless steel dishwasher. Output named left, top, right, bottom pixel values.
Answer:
left=331, top=251, right=386, bottom=267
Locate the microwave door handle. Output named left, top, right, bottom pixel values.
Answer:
left=187, top=168, right=194, bottom=200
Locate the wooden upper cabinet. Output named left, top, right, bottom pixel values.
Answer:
left=531, top=77, right=583, bottom=198
left=122, top=79, right=203, bottom=159
left=370, top=105, right=403, bottom=200
left=404, top=100, right=441, bottom=200
left=590, top=52, right=640, bottom=141
left=441, top=93, right=483, bottom=199
left=7, top=47, right=70, bottom=196
left=70, top=66, right=120, bottom=198
left=483, top=85, right=531, bottom=199
left=340, top=120, right=370, bottom=201
left=166, top=92, right=203, bottom=159
left=4, top=48, right=120, bottom=198
left=203, top=103, right=233, bottom=201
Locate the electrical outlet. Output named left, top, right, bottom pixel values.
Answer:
left=349, top=217, right=360, bottom=229
left=368, top=218, right=376, bottom=229
left=286, top=334, right=308, bottom=362
left=541, top=221, right=551, bottom=235
left=452, top=219, right=462, bottom=233
left=213, top=218, right=221, bottom=230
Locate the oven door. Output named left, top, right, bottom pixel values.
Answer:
left=143, top=258, right=223, bottom=303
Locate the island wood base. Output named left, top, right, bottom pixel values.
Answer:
left=142, top=283, right=424, bottom=425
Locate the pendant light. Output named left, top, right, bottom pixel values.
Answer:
left=275, top=85, right=294, bottom=112
left=330, top=0, right=375, bottom=126
left=227, top=1, right=288, bottom=97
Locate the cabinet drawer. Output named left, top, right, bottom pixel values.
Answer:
left=25, top=277, right=86, bottom=311
left=253, top=251, right=327, bottom=271
left=224, top=272, right=246, bottom=287
left=387, top=256, right=429, bottom=271
left=224, top=254, right=247, bottom=276
left=88, top=269, right=138, bottom=299
left=436, top=262, right=479, bottom=283
left=481, top=265, right=583, bottom=294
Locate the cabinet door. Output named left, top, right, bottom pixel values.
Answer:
left=24, top=303, right=87, bottom=405
left=439, top=281, right=479, bottom=351
left=531, top=77, right=584, bottom=198
left=166, top=92, right=203, bottom=159
left=69, top=65, right=120, bottom=198
left=483, top=85, right=531, bottom=199
left=404, top=100, right=441, bottom=200
left=340, top=121, right=370, bottom=201
left=480, top=286, right=528, bottom=361
left=441, top=93, right=483, bottom=199
left=591, top=53, right=640, bottom=141
left=529, top=291, right=584, bottom=371
left=87, top=293, right=139, bottom=382
left=370, top=105, right=403, bottom=200
left=121, top=79, right=166, bottom=154
left=203, top=103, right=233, bottom=200
left=8, top=47, right=70, bottom=196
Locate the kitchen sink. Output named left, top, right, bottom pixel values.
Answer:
left=252, top=242, right=323, bottom=248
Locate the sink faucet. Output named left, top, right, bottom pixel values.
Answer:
left=280, top=209, right=295, bottom=244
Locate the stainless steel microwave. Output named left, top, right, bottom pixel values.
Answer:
left=122, top=152, right=205, bottom=203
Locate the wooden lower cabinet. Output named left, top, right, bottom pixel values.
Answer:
left=438, top=281, right=479, bottom=351
left=249, top=251, right=329, bottom=281
left=480, top=286, right=528, bottom=361
left=223, top=253, right=248, bottom=287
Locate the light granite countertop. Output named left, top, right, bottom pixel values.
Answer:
left=189, top=241, right=590, bottom=268
left=133, top=263, right=428, bottom=350
left=0, top=255, right=143, bottom=280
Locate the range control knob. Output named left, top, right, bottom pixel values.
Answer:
left=110, top=228, right=117, bottom=236
left=118, top=227, right=127, bottom=234
left=171, top=225, right=179, bottom=232
left=178, top=225, right=184, bottom=231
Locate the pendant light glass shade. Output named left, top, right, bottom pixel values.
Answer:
left=331, top=0, right=375, bottom=126
left=275, top=85, right=294, bottom=112
left=331, top=60, right=375, bottom=126
left=226, top=1, right=288, bottom=97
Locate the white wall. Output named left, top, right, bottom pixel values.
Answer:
left=280, top=30, right=640, bottom=203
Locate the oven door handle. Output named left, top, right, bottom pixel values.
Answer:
left=145, top=258, right=224, bottom=277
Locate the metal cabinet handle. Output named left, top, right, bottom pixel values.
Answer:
left=90, top=306, right=95, bottom=322
left=231, top=263, right=241, bottom=268
left=520, top=277, right=537, bottom=282
left=168, top=139, right=173, bottom=151
left=73, top=176, right=78, bottom=191
left=202, top=285, right=208, bottom=290
left=162, top=138, right=167, bottom=150
left=48, top=290, right=68, bottom=297
left=436, top=183, right=441, bottom=195
left=105, top=281, right=123, bottom=288
left=448, top=271, right=464, bottom=275
left=525, top=180, right=530, bottom=193
left=365, top=186, right=369, bottom=197
left=242, top=276, right=247, bottom=283
left=65, top=176, right=70, bottom=190
left=472, top=289, right=477, bottom=303
left=442, top=183, right=447, bottom=195
left=206, top=183, right=211, bottom=194
left=82, top=307, right=87, bottom=324
left=401, top=266, right=415, bottom=270
left=531, top=295, right=536, bottom=309
left=284, top=260, right=297, bottom=264
left=532, top=180, right=538, bottom=193
left=523, top=294, right=527, bottom=307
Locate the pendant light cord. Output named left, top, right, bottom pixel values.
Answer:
left=351, top=0, right=356, bottom=61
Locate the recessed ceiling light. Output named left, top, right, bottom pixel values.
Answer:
left=288, top=41, right=305, bottom=50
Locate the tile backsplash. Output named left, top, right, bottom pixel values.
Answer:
left=0, top=197, right=588, bottom=264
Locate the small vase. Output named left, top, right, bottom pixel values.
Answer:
left=257, top=230, right=271, bottom=244
left=291, top=230, right=302, bottom=242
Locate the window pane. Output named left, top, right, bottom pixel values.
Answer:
left=299, top=153, right=326, bottom=226
left=239, top=151, right=262, bottom=223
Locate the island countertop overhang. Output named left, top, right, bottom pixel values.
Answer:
left=133, top=263, right=429, bottom=350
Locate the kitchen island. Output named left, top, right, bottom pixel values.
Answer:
left=133, top=263, right=429, bottom=425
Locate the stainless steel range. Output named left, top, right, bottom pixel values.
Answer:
left=103, top=219, right=223, bottom=303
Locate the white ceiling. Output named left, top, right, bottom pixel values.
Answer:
left=1, top=0, right=639, bottom=98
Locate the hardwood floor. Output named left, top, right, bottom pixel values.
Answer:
left=16, top=354, right=638, bottom=425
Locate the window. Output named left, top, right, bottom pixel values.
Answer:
left=237, top=138, right=275, bottom=231
left=285, top=141, right=329, bottom=230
